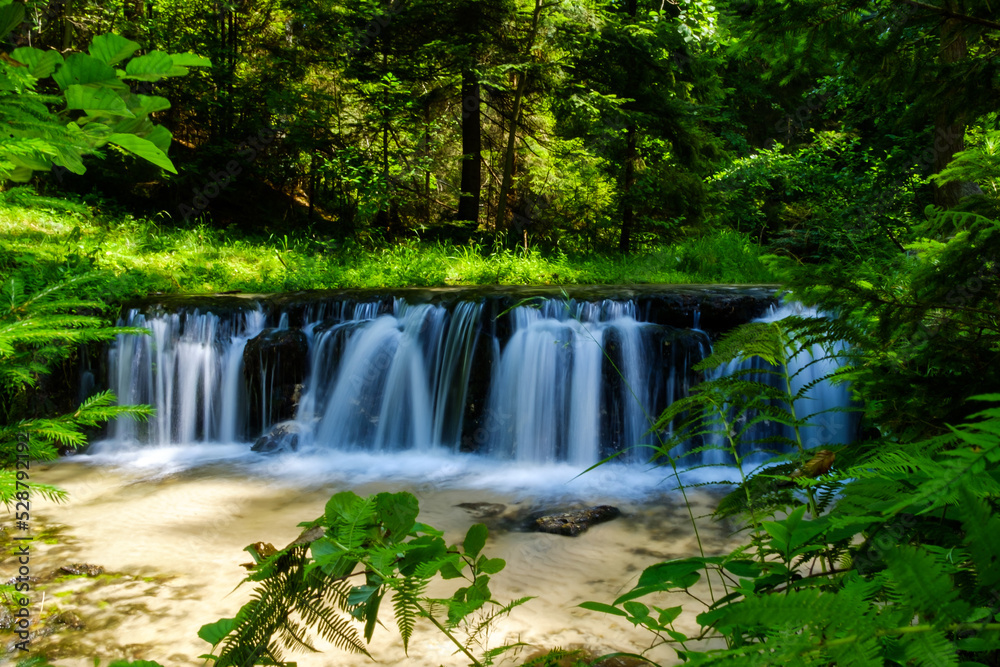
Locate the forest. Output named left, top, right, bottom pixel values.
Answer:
left=1, top=0, right=1000, bottom=665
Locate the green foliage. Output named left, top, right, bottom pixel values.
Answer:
left=707, top=132, right=914, bottom=263
left=930, top=130, right=1000, bottom=217
left=201, top=490, right=530, bottom=667
left=0, top=4, right=210, bottom=183
left=584, top=329, right=1000, bottom=665
left=765, top=204, right=1000, bottom=441
left=648, top=315, right=851, bottom=530
left=0, top=274, right=153, bottom=503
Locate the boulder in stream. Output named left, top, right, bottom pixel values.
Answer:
left=251, top=421, right=302, bottom=453
left=533, top=506, right=622, bottom=536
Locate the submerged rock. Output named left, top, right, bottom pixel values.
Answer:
left=50, top=610, right=85, bottom=630
left=59, top=563, right=104, bottom=576
left=251, top=421, right=302, bottom=453
left=456, top=502, right=507, bottom=518
left=533, top=506, right=622, bottom=537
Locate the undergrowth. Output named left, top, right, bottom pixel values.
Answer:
left=0, top=188, right=777, bottom=299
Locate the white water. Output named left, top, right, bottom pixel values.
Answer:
left=92, top=295, right=854, bottom=490
left=105, top=308, right=266, bottom=446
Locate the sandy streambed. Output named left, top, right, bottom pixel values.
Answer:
left=3, top=458, right=741, bottom=666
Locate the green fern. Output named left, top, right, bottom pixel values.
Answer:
left=584, top=398, right=1000, bottom=666
left=0, top=275, right=153, bottom=503
left=202, top=492, right=529, bottom=667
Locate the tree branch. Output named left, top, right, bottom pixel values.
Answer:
left=895, top=0, right=1000, bottom=32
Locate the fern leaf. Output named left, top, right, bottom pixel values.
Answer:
left=899, top=627, right=958, bottom=667
left=391, top=574, right=428, bottom=652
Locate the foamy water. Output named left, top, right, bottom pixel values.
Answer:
left=78, top=443, right=744, bottom=499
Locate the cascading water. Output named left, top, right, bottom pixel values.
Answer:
left=482, top=300, right=710, bottom=465
left=105, top=308, right=266, bottom=446
left=91, top=288, right=855, bottom=482
left=686, top=301, right=857, bottom=467
left=297, top=300, right=484, bottom=452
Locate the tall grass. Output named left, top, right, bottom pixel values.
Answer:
left=0, top=190, right=778, bottom=299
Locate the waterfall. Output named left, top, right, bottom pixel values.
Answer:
left=94, top=288, right=854, bottom=469
left=104, top=308, right=265, bottom=446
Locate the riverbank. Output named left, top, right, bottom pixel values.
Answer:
left=6, top=459, right=741, bottom=666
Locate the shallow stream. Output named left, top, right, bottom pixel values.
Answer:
left=17, top=458, right=740, bottom=666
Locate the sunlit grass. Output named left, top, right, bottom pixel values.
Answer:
left=0, top=190, right=778, bottom=300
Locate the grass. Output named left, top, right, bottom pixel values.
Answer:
left=0, top=188, right=778, bottom=302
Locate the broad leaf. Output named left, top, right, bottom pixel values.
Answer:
left=325, top=490, right=362, bottom=525
left=463, top=523, right=488, bottom=558
left=375, top=491, right=419, bottom=541
left=579, top=601, right=628, bottom=617
left=0, top=2, right=23, bottom=38
left=144, top=124, right=172, bottom=154
left=64, top=85, right=133, bottom=116
left=125, top=51, right=186, bottom=81
left=170, top=52, right=213, bottom=67
left=197, top=617, right=236, bottom=645
left=89, top=34, right=140, bottom=65
left=10, top=48, right=64, bottom=78
left=106, top=133, right=176, bottom=173
left=52, top=54, right=122, bottom=90
left=478, top=557, right=505, bottom=574
left=636, top=559, right=706, bottom=589
left=132, top=94, right=171, bottom=116
left=723, top=559, right=763, bottom=578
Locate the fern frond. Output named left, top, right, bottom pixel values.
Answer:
left=464, top=596, right=533, bottom=646
left=391, top=574, right=428, bottom=651
left=884, top=546, right=960, bottom=620
left=898, top=627, right=958, bottom=667
left=334, top=494, right=377, bottom=551
left=0, top=469, right=68, bottom=505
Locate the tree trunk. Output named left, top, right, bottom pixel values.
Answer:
left=424, top=105, right=433, bottom=226
left=619, top=124, right=637, bottom=254
left=457, top=69, right=482, bottom=224
left=932, top=5, right=967, bottom=209
left=60, top=0, right=76, bottom=50
left=618, top=0, right=639, bottom=254
left=496, top=0, right=544, bottom=235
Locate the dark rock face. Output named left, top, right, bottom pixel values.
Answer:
left=243, top=328, right=309, bottom=434
left=533, top=505, right=622, bottom=536
left=127, top=285, right=777, bottom=337
left=251, top=421, right=302, bottom=453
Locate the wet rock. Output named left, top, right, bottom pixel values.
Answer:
left=533, top=506, right=622, bottom=537
left=244, top=328, right=309, bottom=432
left=251, top=421, right=302, bottom=453
left=59, top=563, right=104, bottom=576
left=0, top=606, right=12, bottom=630
left=523, top=645, right=653, bottom=666
left=51, top=610, right=85, bottom=630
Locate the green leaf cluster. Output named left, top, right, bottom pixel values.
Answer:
left=0, top=6, right=210, bottom=183
left=586, top=389, right=1000, bottom=665
left=200, top=490, right=529, bottom=667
